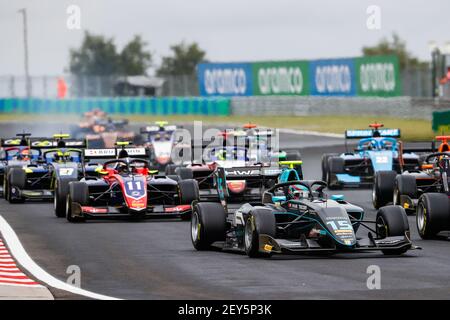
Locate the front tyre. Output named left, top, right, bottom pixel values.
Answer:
left=416, top=193, right=450, bottom=239
left=376, top=205, right=410, bottom=255
left=244, top=209, right=276, bottom=258
left=54, top=178, right=77, bottom=218
left=66, top=182, right=88, bottom=223
left=191, top=202, right=227, bottom=250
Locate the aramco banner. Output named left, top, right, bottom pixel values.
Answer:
left=197, top=63, right=253, bottom=96
left=252, top=61, right=309, bottom=96
left=355, top=55, right=401, bottom=97
left=309, top=58, right=356, bottom=96
left=197, top=55, right=401, bottom=97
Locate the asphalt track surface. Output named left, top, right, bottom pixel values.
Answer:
left=1, top=121, right=450, bottom=300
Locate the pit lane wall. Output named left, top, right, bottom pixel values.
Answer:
left=0, top=97, right=231, bottom=116
left=197, top=55, right=401, bottom=97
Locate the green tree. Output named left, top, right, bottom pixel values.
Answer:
left=119, top=35, right=152, bottom=75
left=69, top=31, right=120, bottom=75
left=157, top=42, right=206, bottom=76
left=69, top=32, right=152, bottom=76
left=362, top=33, right=427, bottom=70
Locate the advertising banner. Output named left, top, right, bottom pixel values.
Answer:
left=197, top=63, right=253, bottom=96
left=355, top=55, right=401, bottom=97
left=309, top=58, right=356, bottom=96
left=252, top=61, right=309, bottom=95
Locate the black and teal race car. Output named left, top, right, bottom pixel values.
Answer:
left=190, top=168, right=418, bottom=257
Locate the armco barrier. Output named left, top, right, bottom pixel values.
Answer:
left=231, top=96, right=450, bottom=120
left=0, top=97, right=231, bottom=116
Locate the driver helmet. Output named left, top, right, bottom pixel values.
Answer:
left=288, top=184, right=309, bottom=199
left=17, top=148, right=31, bottom=161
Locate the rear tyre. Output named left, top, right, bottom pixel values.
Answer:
left=327, top=157, right=344, bottom=190
left=178, top=179, right=199, bottom=204
left=66, top=182, right=88, bottom=223
left=54, top=178, right=77, bottom=218
left=376, top=206, right=410, bottom=255
left=165, top=164, right=180, bottom=175
left=372, top=171, right=397, bottom=209
left=321, top=153, right=338, bottom=182
left=416, top=193, right=450, bottom=239
left=393, top=175, right=417, bottom=207
left=244, top=209, right=276, bottom=258
left=191, top=202, right=227, bottom=250
left=175, top=167, right=193, bottom=180
left=7, top=168, right=26, bottom=203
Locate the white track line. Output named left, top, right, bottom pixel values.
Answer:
left=277, top=128, right=345, bottom=139
left=0, top=215, right=121, bottom=300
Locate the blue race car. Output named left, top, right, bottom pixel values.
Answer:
left=322, top=123, right=421, bottom=195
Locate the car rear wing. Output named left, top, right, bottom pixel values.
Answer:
left=27, top=137, right=87, bottom=149
left=1, top=138, right=28, bottom=147
left=400, top=141, right=437, bottom=154
left=83, top=147, right=149, bottom=161
left=345, top=128, right=401, bottom=139
left=140, top=125, right=177, bottom=134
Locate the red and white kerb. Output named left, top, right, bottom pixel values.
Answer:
left=0, top=237, right=42, bottom=287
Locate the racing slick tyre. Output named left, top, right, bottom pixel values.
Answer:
left=66, top=182, right=88, bottom=223
left=321, top=153, right=338, bottom=182
left=54, top=178, right=78, bottom=218
left=178, top=179, right=199, bottom=204
left=393, top=175, right=417, bottom=208
left=416, top=193, right=450, bottom=239
left=166, top=175, right=180, bottom=182
left=191, top=202, right=227, bottom=250
left=178, top=179, right=199, bottom=221
left=175, top=167, right=193, bottom=180
left=7, top=168, right=26, bottom=203
left=327, top=157, right=344, bottom=190
left=165, top=164, right=180, bottom=175
left=376, top=206, right=410, bottom=255
left=373, top=170, right=397, bottom=209
left=244, top=209, right=276, bottom=258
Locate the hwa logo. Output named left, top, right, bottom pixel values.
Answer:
left=226, top=170, right=260, bottom=176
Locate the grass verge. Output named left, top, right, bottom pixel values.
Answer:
left=0, top=113, right=433, bottom=141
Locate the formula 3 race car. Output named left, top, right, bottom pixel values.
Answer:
left=191, top=171, right=418, bottom=257
left=139, top=121, right=179, bottom=169
left=167, top=144, right=301, bottom=202
left=85, top=118, right=135, bottom=148
left=66, top=145, right=200, bottom=222
left=322, top=123, right=423, bottom=190
left=3, top=134, right=86, bottom=205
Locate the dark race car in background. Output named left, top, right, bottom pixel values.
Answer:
left=371, top=135, right=449, bottom=212
left=80, top=117, right=136, bottom=148
left=167, top=143, right=296, bottom=203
